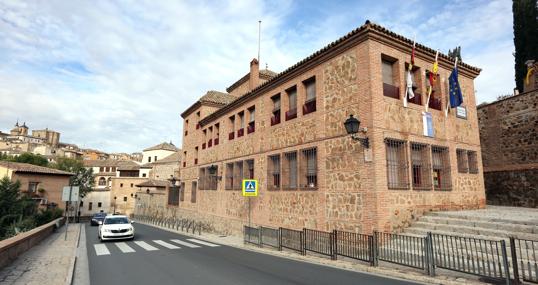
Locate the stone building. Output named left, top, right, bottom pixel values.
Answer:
left=32, top=128, right=60, bottom=147
left=142, top=142, right=178, bottom=164
left=165, top=21, right=484, bottom=235
left=0, top=161, right=73, bottom=209
left=478, top=86, right=538, bottom=207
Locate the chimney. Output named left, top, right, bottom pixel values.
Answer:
left=249, top=58, right=259, bottom=90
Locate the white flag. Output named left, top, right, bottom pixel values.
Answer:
left=405, top=69, right=415, bottom=99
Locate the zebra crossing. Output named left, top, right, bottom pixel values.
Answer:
left=93, top=238, right=219, bottom=256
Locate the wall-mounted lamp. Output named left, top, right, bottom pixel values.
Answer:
left=208, top=164, right=222, bottom=180
left=343, top=114, right=370, bottom=148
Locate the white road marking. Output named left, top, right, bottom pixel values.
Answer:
left=170, top=239, right=201, bottom=248
left=94, top=244, right=110, bottom=256
left=153, top=240, right=180, bottom=249
left=186, top=238, right=220, bottom=247
left=115, top=242, right=135, bottom=253
left=134, top=241, right=159, bottom=251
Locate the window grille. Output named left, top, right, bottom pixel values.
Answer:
left=233, top=161, right=244, bottom=190
left=191, top=181, right=197, bottom=203
left=180, top=182, right=185, bottom=201
left=385, top=139, right=409, bottom=189
left=300, top=148, right=317, bottom=189
left=411, top=143, right=432, bottom=190
left=267, top=154, right=280, bottom=190
left=245, top=159, right=254, bottom=179
left=207, top=166, right=218, bottom=190
left=432, top=146, right=452, bottom=190
left=456, top=149, right=469, bottom=173
left=282, top=151, right=298, bottom=190
left=225, top=163, right=234, bottom=190
left=168, top=187, right=179, bottom=206
left=468, top=151, right=479, bottom=174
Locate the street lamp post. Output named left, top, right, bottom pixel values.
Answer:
left=113, top=196, right=117, bottom=214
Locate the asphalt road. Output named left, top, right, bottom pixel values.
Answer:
left=85, top=223, right=421, bottom=285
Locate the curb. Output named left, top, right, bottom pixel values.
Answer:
left=65, top=223, right=82, bottom=285
left=136, top=221, right=486, bottom=285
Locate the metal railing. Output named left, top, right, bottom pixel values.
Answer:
left=303, top=229, right=335, bottom=259
left=374, top=231, right=430, bottom=273
left=279, top=227, right=304, bottom=255
left=335, top=230, right=374, bottom=264
left=511, top=237, right=538, bottom=284
left=244, top=225, right=261, bottom=246
left=431, top=233, right=510, bottom=284
left=261, top=226, right=279, bottom=249
left=133, top=214, right=202, bottom=235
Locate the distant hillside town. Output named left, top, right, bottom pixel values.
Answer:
left=0, top=121, right=143, bottom=162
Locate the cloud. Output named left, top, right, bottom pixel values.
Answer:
left=0, top=0, right=515, bottom=152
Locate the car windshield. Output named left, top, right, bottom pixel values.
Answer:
left=93, top=213, right=106, bottom=218
left=103, top=217, right=129, bottom=225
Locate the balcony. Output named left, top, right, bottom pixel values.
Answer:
left=228, top=132, right=234, bottom=140
left=202, top=143, right=206, bottom=150
left=408, top=93, right=422, bottom=105
left=271, top=111, right=281, bottom=126
left=208, top=139, right=212, bottom=148
left=237, top=128, right=244, bottom=137
left=383, top=83, right=400, bottom=99
left=302, top=99, right=316, bottom=115
left=214, top=138, right=219, bottom=146
left=247, top=122, right=255, bottom=134
left=429, top=96, right=442, bottom=110
left=285, top=108, right=297, bottom=121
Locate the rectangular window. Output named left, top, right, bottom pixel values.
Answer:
left=28, top=182, right=38, bottom=193
left=382, top=58, right=399, bottom=99
left=385, top=139, right=409, bottom=189
left=468, top=151, right=479, bottom=174
left=168, top=186, right=179, bottom=206
left=196, top=111, right=200, bottom=129
left=283, top=151, right=298, bottom=190
left=98, top=202, right=102, bottom=208
left=123, top=196, right=127, bottom=202
left=286, top=86, right=298, bottom=121
left=225, top=163, right=234, bottom=190
left=406, top=64, right=422, bottom=105
left=88, top=202, right=93, bottom=211
left=229, top=116, right=235, bottom=140
left=237, top=112, right=245, bottom=137
left=191, top=181, right=197, bottom=203
left=194, top=147, right=198, bottom=165
left=214, top=123, right=220, bottom=145
left=267, top=154, right=281, bottom=190
left=208, top=126, right=213, bottom=148
left=247, top=106, right=255, bottom=134
left=271, top=94, right=281, bottom=126
left=99, top=167, right=104, bottom=172
left=207, top=166, right=218, bottom=190
left=198, top=168, right=206, bottom=190
left=180, top=182, right=185, bottom=201
left=456, top=149, right=469, bottom=173
left=303, top=77, right=316, bottom=115
left=300, top=148, right=317, bottom=189
left=233, top=161, right=243, bottom=190
left=432, top=146, right=452, bottom=190
left=148, top=157, right=151, bottom=163
left=411, top=143, right=432, bottom=190
left=245, top=159, right=254, bottom=179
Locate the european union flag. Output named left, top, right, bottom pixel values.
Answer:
left=449, top=67, right=463, bottom=108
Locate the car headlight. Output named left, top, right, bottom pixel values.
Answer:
left=103, top=229, right=112, bottom=232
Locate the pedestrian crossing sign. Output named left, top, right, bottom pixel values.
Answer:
left=242, top=179, right=258, bottom=197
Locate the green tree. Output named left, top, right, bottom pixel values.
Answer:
left=0, top=177, right=37, bottom=238
left=51, top=157, right=94, bottom=198
left=513, top=0, right=538, bottom=92
left=11, top=152, right=49, bottom=167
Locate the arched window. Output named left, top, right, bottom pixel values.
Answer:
left=98, top=177, right=106, bottom=186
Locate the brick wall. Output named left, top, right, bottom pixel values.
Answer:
left=478, top=90, right=538, bottom=207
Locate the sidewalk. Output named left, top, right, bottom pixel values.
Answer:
left=0, top=223, right=81, bottom=285
left=137, top=220, right=491, bottom=285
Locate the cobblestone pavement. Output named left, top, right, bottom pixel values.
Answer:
left=0, top=223, right=80, bottom=285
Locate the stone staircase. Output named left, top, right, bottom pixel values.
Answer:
left=403, top=206, right=538, bottom=242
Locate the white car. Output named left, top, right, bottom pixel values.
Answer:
left=98, top=215, right=135, bottom=241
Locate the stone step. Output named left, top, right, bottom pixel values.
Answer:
left=426, top=211, right=538, bottom=226
left=418, top=216, right=538, bottom=235
left=409, top=221, right=538, bottom=241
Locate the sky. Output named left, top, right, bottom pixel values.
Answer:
left=0, top=0, right=515, bottom=153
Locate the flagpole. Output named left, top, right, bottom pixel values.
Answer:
left=445, top=77, right=450, bottom=117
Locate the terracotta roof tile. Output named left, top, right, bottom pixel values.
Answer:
left=143, top=142, right=178, bottom=152
left=135, top=179, right=168, bottom=188
left=0, top=161, right=73, bottom=176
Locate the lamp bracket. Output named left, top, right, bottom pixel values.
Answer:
left=350, top=134, right=370, bottom=148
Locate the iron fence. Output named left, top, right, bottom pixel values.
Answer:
left=374, top=231, right=429, bottom=273
left=280, top=227, right=304, bottom=254
left=261, top=226, right=279, bottom=249
left=303, top=229, right=335, bottom=259
left=244, top=225, right=261, bottom=246
left=511, top=237, right=538, bottom=284
left=335, top=230, right=374, bottom=264
left=431, top=233, right=510, bottom=284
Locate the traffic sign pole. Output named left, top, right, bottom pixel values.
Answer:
left=65, top=184, right=72, bottom=241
